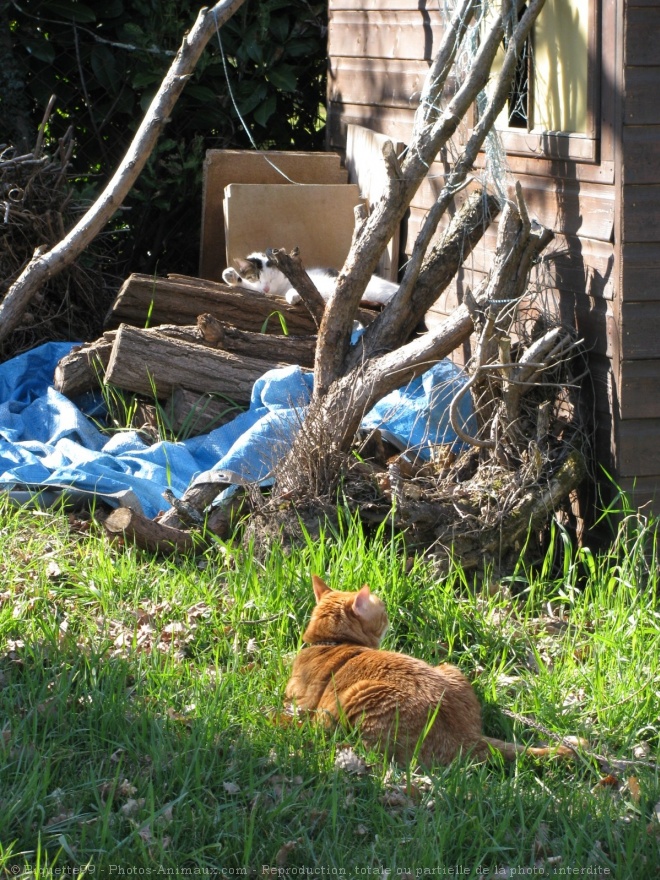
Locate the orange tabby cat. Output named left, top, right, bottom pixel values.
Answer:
left=286, top=575, right=574, bottom=766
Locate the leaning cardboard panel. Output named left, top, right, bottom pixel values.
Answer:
left=200, top=150, right=348, bottom=281
left=223, top=183, right=362, bottom=272
left=345, top=124, right=404, bottom=282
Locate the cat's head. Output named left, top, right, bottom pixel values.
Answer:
left=222, top=252, right=289, bottom=296
left=302, top=575, right=388, bottom=649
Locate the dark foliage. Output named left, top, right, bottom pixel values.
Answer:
left=3, top=0, right=328, bottom=277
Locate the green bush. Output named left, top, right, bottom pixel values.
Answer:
left=4, top=0, right=328, bottom=277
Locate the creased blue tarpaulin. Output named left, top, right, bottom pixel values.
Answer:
left=0, top=342, right=475, bottom=518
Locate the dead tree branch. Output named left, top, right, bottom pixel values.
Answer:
left=347, top=190, right=500, bottom=368
left=266, top=248, right=327, bottom=328
left=314, top=0, right=546, bottom=397
left=277, top=187, right=554, bottom=496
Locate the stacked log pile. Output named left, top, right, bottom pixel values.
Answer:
left=55, top=274, right=329, bottom=421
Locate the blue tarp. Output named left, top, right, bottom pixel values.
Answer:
left=0, top=342, right=475, bottom=517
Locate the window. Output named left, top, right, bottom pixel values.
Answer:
left=487, top=0, right=599, bottom=162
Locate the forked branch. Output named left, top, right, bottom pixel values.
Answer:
left=314, top=0, right=547, bottom=396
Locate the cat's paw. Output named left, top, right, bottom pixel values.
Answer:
left=222, top=267, right=241, bottom=286
left=285, top=289, right=302, bottom=305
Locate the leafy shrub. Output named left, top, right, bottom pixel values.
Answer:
left=4, top=0, right=328, bottom=277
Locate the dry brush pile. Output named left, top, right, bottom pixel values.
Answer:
left=0, top=117, right=114, bottom=360
left=242, top=205, right=588, bottom=568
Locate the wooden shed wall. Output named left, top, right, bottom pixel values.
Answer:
left=326, top=0, right=660, bottom=513
left=616, top=0, right=660, bottom=508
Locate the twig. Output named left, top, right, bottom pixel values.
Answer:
left=74, top=25, right=111, bottom=168
left=33, top=94, right=57, bottom=160
left=11, top=2, right=176, bottom=56
left=501, top=708, right=658, bottom=773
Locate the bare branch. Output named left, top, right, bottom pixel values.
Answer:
left=282, top=190, right=554, bottom=488
left=347, top=190, right=500, bottom=369
left=266, top=248, right=327, bottom=329
left=0, top=0, right=248, bottom=345
left=411, top=0, right=480, bottom=139
left=314, top=0, right=546, bottom=397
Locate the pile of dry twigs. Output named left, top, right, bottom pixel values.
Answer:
left=0, top=105, right=114, bottom=361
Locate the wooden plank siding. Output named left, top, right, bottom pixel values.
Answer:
left=616, top=0, right=660, bottom=508
left=327, top=0, right=660, bottom=512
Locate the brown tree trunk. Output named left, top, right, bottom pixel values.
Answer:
left=104, top=506, right=196, bottom=553
left=106, top=273, right=378, bottom=335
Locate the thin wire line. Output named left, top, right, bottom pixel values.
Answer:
left=212, top=9, right=301, bottom=184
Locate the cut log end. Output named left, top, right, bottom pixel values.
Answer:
left=104, top=506, right=196, bottom=554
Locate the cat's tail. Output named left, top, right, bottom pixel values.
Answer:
left=479, top=735, right=586, bottom=761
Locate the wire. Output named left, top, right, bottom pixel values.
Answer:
left=212, top=9, right=301, bottom=185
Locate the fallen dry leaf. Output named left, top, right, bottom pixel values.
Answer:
left=223, top=781, right=241, bottom=795
left=186, top=601, right=212, bottom=621
left=159, top=804, right=174, bottom=824
left=633, top=741, right=651, bottom=759
left=138, top=825, right=153, bottom=843
left=118, top=779, right=138, bottom=797
left=593, top=774, right=620, bottom=791
left=647, top=801, right=660, bottom=836
left=161, top=621, right=187, bottom=640
left=45, top=810, right=74, bottom=827
left=113, top=632, right=132, bottom=649
left=47, top=560, right=62, bottom=580
left=120, top=797, right=145, bottom=817
left=166, top=707, right=193, bottom=724
left=627, top=775, right=641, bottom=804
left=99, top=778, right=137, bottom=803
left=381, top=788, right=413, bottom=810
left=334, top=747, right=368, bottom=775
left=275, top=839, right=300, bottom=868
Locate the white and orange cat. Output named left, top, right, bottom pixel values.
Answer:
left=286, top=576, right=578, bottom=766
left=222, top=252, right=398, bottom=306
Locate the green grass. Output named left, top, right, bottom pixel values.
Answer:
left=0, top=500, right=658, bottom=877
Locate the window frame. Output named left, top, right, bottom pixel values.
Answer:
left=487, top=0, right=601, bottom=164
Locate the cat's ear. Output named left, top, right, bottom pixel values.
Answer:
left=235, top=259, right=253, bottom=274
left=312, top=575, right=331, bottom=603
left=352, top=584, right=372, bottom=618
